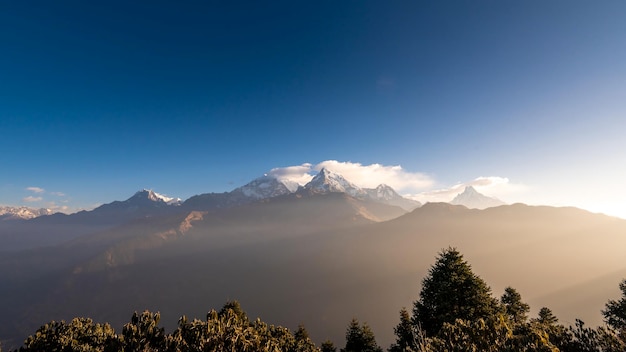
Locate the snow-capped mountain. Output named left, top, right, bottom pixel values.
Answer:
left=365, top=184, right=421, bottom=211
left=0, top=206, right=53, bottom=220
left=129, top=189, right=182, bottom=206
left=89, top=189, right=182, bottom=216
left=231, top=175, right=298, bottom=200
left=303, top=168, right=367, bottom=198
left=450, top=186, right=505, bottom=209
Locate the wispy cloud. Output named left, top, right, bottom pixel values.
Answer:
left=50, top=191, right=66, bottom=197
left=26, top=186, right=45, bottom=193
left=266, top=160, right=434, bottom=192
left=23, top=196, right=43, bottom=202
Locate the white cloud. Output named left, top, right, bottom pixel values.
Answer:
left=50, top=191, right=66, bottom=197
left=26, top=186, right=45, bottom=193
left=23, top=196, right=43, bottom=202
left=266, top=160, right=434, bottom=192
left=315, top=160, right=434, bottom=191
left=407, top=176, right=529, bottom=204
left=45, top=201, right=70, bottom=213
left=267, top=163, right=314, bottom=185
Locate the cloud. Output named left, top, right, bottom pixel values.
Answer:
left=267, top=163, right=314, bottom=185
left=315, top=160, right=434, bottom=191
left=45, top=201, right=70, bottom=213
left=23, top=196, right=43, bottom=202
left=266, top=160, right=434, bottom=192
left=50, top=191, right=66, bottom=197
left=407, top=176, right=529, bottom=204
left=26, top=186, right=45, bottom=193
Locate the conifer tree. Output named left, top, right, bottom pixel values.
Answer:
left=389, top=308, right=417, bottom=352
left=501, top=286, right=530, bottom=325
left=321, top=340, right=337, bottom=352
left=412, top=247, right=499, bottom=337
left=293, top=324, right=318, bottom=352
left=341, top=318, right=383, bottom=352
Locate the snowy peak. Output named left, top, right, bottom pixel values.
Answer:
left=450, top=186, right=505, bottom=209
left=364, top=184, right=421, bottom=211
left=232, top=176, right=296, bottom=200
left=0, top=206, right=53, bottom=220
left=129, top=189, right=182, bottom=206
left=304, top=168, right=366, bottom=197
left=366, top=184, right=400, bottom=201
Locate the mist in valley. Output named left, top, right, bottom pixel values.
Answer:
left=1, top=195, right=625, bottom=349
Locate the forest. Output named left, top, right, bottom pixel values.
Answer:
left=3, top=248, right=625, bottom=352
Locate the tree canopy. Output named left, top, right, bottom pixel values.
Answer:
left=412, top=247, right=500, bottom=337
left=7, top=248, right=626, bottom=352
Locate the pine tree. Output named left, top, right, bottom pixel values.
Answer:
left=389, top=308, right=417, bottom=352
left=293, top=324, right=318, bottom=352
left=501, top=286, right=530, bottom=325
left=341, top=318, right=383, bottom=352
left=321, top=340, right=337, bottom=352
left=412, top=247, right=499, bottom=337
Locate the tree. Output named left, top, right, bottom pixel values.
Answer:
left=389, top=308, right=417, bottom=352
left=535, top=307, right=559, bottom=326
left=531, top=307, right=568, bottom=349
left=20, top=317, right=120, bottom=352
left=431, top=316, right=512, bottom=352
left=320, top=340, right=337, bottom=352
left=602, top=279, right=626, bottom=334
left=412, top=247, right=500, bottom=337
left=122, top=310, right=166, bottom=351
left=501, top=287, right=530, bottom=326
left=341, top=318, right=383, bottom=352
left=292, top=324, right=318, bottom=352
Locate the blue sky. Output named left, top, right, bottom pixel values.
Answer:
left=1, top=1, right=625, bottom=218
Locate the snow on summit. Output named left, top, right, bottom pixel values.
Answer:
left=232, top=175, right=296, bottom=200
left=134, top=189, right=182, bottom=205
left=304, top=168, right=367, bottom=198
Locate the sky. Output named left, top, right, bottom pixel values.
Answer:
left=1, top=1, right=625, bottom=218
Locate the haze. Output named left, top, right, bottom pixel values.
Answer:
left=1, top=1, right=626, bottom=351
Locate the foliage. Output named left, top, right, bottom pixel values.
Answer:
left=122, top=310, right=166, bottom=351
left=602, top=279, right=626, bottom=334
left=430, top=315, right=512, bottom=352
left=341, top=318, right=382, bottom=352
left=320, top=340, right=337, bottom=352
left=412, top=247, right=500, bottom=337
left=19, top=317, right=120, bottom=352
left=10, top=251, right=626, bottom=352
left=530, top=307, right=568, bottom=349
left=501, top=287, right=530, bottom=326
left=166, top=301, right=321, bottom=352
left=560, top=319, right=625, bottom=352
left=389, top=308, right=418, bottom=352
left=14, top=301, right=322, bottom=352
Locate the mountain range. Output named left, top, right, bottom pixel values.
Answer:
left=2, top=169, right=622, bottom=349
left=0, top=206, right=53, bottom=221
left=6, top=169, right=512, bottom=222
